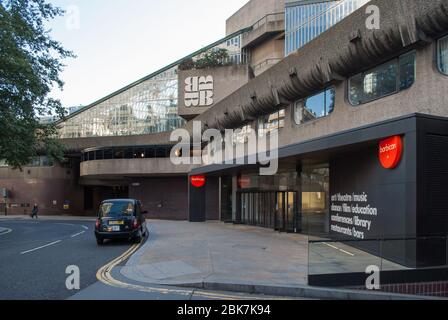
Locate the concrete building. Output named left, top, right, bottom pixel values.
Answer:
left=2, top=0, right=448, bottom=277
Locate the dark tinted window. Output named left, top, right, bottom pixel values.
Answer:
left=104, top=149, right=113, bottom=159
left=349, top=51, right=416, bottom=106
left=135, top=148, right=145, bottom=159
left=99, top=201, right=135, bottom=218
left=95, top=150, right=104, bottom=160
left=438, top=35, right=448, bottom=75
left=124, top=148, right=134, bottom=159
left=399, top=51, right=416, bottom=90
left=145, top=148, right=155, bottom=158
left=114, top=148, right=124, bottom=159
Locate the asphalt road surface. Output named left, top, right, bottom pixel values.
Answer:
left=0, top=218, right=303, bottom=301
left=0, top=218, right=133, bottom=300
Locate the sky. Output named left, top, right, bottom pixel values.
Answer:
left=47, top=0, right=250, bottom=109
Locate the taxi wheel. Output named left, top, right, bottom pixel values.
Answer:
left=133, top=231, right=142, bottom=244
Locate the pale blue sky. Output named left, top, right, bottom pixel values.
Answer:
left=48, top=0, right=249, bottom=108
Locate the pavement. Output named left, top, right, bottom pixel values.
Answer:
left=121, top=221, right=309, bottom=288
left=119, top=220, right=428, bottom=300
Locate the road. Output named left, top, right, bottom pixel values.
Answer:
left=0, top=218, right=132, bottom=300
left=0, top=218, right=295, bottom=301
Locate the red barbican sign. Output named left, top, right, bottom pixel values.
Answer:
left=379, top=136, right=403, bottom=169
left=190, top=175, right=206, bottom=188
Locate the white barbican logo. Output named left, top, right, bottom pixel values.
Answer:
left=184, top=76, right=214, bottom=107
left=379, top=143, right=397, bottom=154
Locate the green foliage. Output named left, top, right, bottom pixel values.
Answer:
left=179, top=48, right=230, bottom=71
left=0, top=0, right=75, bottom=168
left=178, top=57, right=195, bottom=71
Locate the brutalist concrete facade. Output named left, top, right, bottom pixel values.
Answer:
left=1, top=0, right=448, bottom=236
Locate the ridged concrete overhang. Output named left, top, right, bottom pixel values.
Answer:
left=189, top=0, right=448, bottom=132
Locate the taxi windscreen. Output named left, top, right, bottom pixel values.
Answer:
left=99, top=201, right=135, bottom=218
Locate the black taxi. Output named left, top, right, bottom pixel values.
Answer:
left=94, top=199, right=147, bottom=245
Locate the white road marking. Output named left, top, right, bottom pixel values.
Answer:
left=20, top=240, right=62, bottom=255
left=324, top=243, right=340, bottom=250
left=322, top=242, right=355, bottom=257
left=339, top=249, right=355, bottom=257
left=0, top=228, right=12, bottom=236
left=71, top=231, right=86, bottom=238
left=81, top=225, right=89, bottom=230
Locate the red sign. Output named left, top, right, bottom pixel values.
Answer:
left=238, top=176, right=251, bottom=189
left=190, top=175, right=206, bottom=188
left=379, top=136, right=403, bottom=169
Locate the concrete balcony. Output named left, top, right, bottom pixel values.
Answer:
left=80, top=158, right=196, bottom=179
left=252, top=58, right=283, bottom=77
left=242, top=13, right=285, bottom=49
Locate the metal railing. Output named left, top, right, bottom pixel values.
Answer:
left=252, top=58, right=283, bottom=73
left=246, top=12, right=285, bottom=34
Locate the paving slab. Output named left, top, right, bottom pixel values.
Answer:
left=121, top=221, right=309, bottom=287
left=119, top=220, right=440, bottom=300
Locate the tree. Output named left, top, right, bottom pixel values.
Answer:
left=178, top=48, right=231, bottom=71
left=0, top=0, right=75, bottom=168
left=194, top=48, right=230, bottom=69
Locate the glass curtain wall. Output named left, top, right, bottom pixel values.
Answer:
left=58, top=33, right=248, bottom=139
left=58, top=67, right=182, bottom=138
left=285, top=0, right=371, bottom=55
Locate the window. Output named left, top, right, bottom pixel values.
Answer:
left=124, top=148, right=134, bottom=159
left=294, top=88, right=335, bottom=125
left=258, top=109, right=286, bottom=137
left=103, top=149, right=113, bottom=160
left=114, top=148, right=124, bottom=159
left=349, top=51, right=416, bottom=106
left=134, top=148, right=145, bottom=159
left=40, top=156, right=54, bottom=167
left=234, top=124, right=254, bottom=145
left=99, top=201, right=135, bottom=218
left=145, top=148, right=156, bottom=158
left=438, top=35, right=448, bottom=75
left=95, top=150, right=104, bottom=160
left=21, top=156, right=55, bottom=167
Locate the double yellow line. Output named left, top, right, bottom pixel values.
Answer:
left=96, top=237, right=274, bottom=300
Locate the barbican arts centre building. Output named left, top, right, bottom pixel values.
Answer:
left=2, top=0, right=448, bottom=278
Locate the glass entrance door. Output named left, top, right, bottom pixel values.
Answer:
left=276, top=192, right=298, bottom=232
left=301, top=164, right=330, bottom=236
left=275, top=192, right=285, bottom=231
left=286, top=192, right=297, bottom=233
left=240, top=191, right=298, bottom=232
